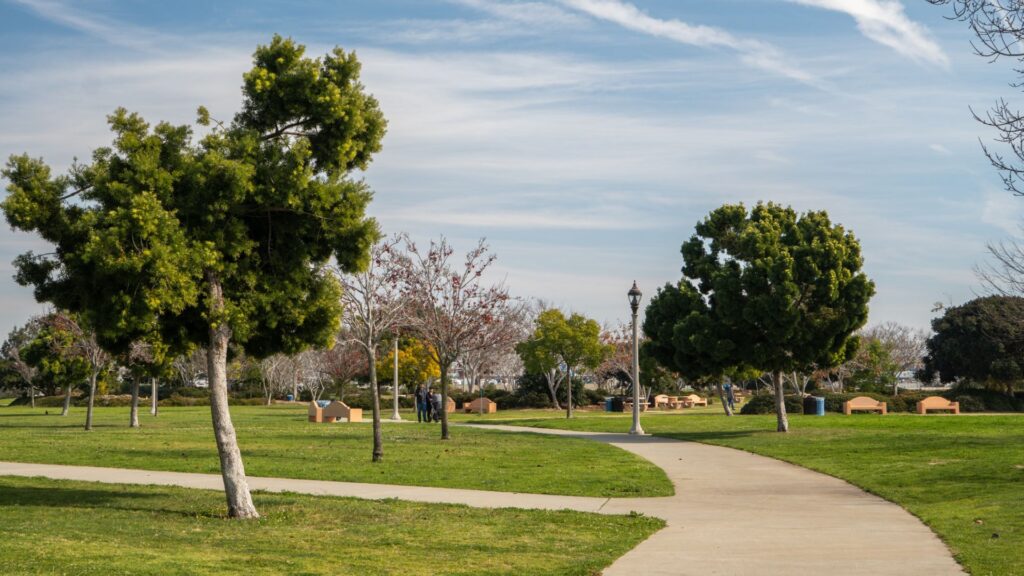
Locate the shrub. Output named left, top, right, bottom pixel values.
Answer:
left=954, top=395, right=986, bottom=413
left=739, top=394, right=804, bottom=415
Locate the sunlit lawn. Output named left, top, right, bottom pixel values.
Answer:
left=484, top=410, right=1024, bottom=576
left=0, top=475, right=663, bottom=576
left=0, top=404, right=671, bottom=497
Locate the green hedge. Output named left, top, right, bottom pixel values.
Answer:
left=739, top=394, right=805, bottom=415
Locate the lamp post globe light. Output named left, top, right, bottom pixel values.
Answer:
left=628, top=281, right=645, bottom=436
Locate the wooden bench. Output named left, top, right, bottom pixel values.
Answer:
left=916, top=396, right=959, bottom=415
left=465, top=397, right=498, bottom=414
left=843, top=396, right=886, bottom=415
left=651, top=394, right=671, bottom=409
left=683, top=394, right=708, bottom=408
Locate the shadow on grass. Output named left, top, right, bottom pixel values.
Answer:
left=0, top=483, right=226, bottom=519
left=655, top=430, right=759, bottom=442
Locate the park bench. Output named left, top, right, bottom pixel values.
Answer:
left=465, top=397, right=498, bottom=414
left=683, top=394, right=708, bottom=408
left=652, top=394, right=671, bottom=409
left=843, top=396, right=886, bottom=415
left=916, top=396, right=959, bottom=415
left=308, top=400, right=363, bottom=423
left=667, top=396, right=684, bottom=409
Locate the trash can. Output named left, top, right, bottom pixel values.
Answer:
left=605, top=398, right=614, bottom=412
left=286, top=394, right=294, bottom=402
left=610, top=397, right=625, bottom=413
left=802, top=396, right=825, bottom=416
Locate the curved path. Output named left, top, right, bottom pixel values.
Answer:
left=0, top=425, right=964, bottom=575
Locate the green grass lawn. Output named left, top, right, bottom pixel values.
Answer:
left=484, top=411, right=1024, bottom=576
left=0, top=405, right=671, bottom=498
left=0, top=475, right=663, bottom=576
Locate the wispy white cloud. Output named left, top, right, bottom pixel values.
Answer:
left=557, top=0, right=822, bottom=86
left=790, top=0, right=949, bottom=67
left=929, top=143, right=953, bottom=156
left=450, top=0, right=587, bottom=26
left=9, top=0, right=173, bottom=51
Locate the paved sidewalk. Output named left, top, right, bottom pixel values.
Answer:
left=468, top=425, right=965, bottom=576
left=0, top=424, right=965, bottom=575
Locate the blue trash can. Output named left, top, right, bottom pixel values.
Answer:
left=605, top=398, right=614, bottom=412
left=812, top=396, right=825, bottom=416
left=286, top=394, right=294, bottom=402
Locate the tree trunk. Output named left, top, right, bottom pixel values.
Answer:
left=264, top=386, right=273, bottom=406
left=717, top=381, right=733, bottom=416
left=545, top=370, right=562, bottom=410
left=390, top=337, right=401, bottom=421
left=29, top=383, right=35, bottom=409
left=61, top=383, right=72, bottom=416
left=150, top=378, right=158, bottom=416
left=84, top=372, right=97, bottom=431
left=440, top=363, right=451, bottom=440
left=206, top=275, right=259, bottom=519
left=368, top=346, right=383, bottom=463
left=566, top=366, right=573, bottom=419
left=773, top=371, right=789, bottom=433
left=129, top=378, right=140, bottom=428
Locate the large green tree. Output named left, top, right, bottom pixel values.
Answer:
left=645, top=203, right=874, bottom=431
left=921, top=295, right=1024, bottom=394
left=516, top=308, right=609, bottom=418
left=1, top=36, right=385, bottom=518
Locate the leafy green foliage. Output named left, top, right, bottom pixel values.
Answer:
left=644, top=202, right=874, bottom=379
left=517, top=309, right=610, bottom=383
left=922, top=295, right=1024, bottom=393
left=1, top=34, right=385, bottom=361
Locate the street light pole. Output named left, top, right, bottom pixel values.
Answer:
left=390, top=336, right=402, bottom=421
left=628, top=281, right=645, bottom=435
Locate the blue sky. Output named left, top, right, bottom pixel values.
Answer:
left=0, top=0, right=1020, bottom=337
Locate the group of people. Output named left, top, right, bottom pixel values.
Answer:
left=414, top=385, right=443, bottom=423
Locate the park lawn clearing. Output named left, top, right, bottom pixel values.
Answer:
left=0, top=405, right=671, bottom=498
left=487, top=411, right=1024, bottom=576
left=0, top=475, right=663, bottom=576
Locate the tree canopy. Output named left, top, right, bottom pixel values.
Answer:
left=643, top=203, right=874, bottom=431
left=921, top=295, right=1024, bottom=393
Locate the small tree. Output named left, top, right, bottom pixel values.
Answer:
left=2, top=318, right=42, bottom=407
left=337, top=236, right=407, bottom=462
left=401, top=236, right=516, bottom=440
left=516, top=309, right=608, bottom=418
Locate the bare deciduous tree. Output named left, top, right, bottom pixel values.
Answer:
left=337, top=236, right=408, bottom=462
left=401, top=236, right=515, bottom=440
left=2, top=318, right=41, bottom=408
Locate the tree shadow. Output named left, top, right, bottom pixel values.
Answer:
left=656, top=430, right=758, bottom=442
left=0, top=482, right=226, bottom=519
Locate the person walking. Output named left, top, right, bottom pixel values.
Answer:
left=723, top=381, right=735, bottom=412
left=414, top=385, right=425, bottom=423
left=430, top=387, right=442, bottom=423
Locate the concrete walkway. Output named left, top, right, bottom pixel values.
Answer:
left=0, top=424, right=964, bottom=575
left=468, top=425, right=965, bottom=576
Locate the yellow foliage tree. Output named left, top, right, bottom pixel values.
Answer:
left=376, top=338, right=440, bottom=391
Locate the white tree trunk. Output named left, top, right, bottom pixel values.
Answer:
left=84, top=372, right=97, bottom=431
left=545, top=371, right=562, bottom=410
left=129, top=379, right=140, bottom=428
left=61, top=383, right=72, bottom=416
left=207, top=276, right=259, bottom=519
left=565, top=366, right=573, bottom=419
left=150, top=378, right=158, bottom=416
left=774, top=371, right=789, bottom=433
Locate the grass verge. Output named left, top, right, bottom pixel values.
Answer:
left=0, top=405, right=671, bottom=498
left=0, top=475, right=663, bottom=575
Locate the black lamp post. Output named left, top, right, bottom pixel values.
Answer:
left=628, top=281, right=645, bottom=435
